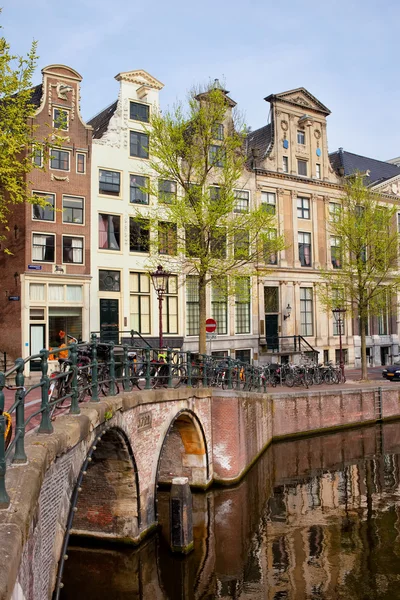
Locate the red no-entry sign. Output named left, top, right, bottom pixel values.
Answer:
left=205, top=318, right=217, bottom=333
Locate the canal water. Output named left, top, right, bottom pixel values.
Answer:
left=61, top=422, right=400, bottom=599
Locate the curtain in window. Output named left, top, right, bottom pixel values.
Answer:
left=304, top=244, right=311, bottom=266
left=30, top=283, right=45, bottom=301
left=66, top=285, right=83, bottom=302
left=48, top=285, right=64, bottom=302
left=99, top=215, right=108, bottom=248
left=71, top=238, right=83, bottom=263
left=33, top=235, right=46, bottom=260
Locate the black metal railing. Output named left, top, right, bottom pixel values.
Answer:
left=0, top=335, right=270, bottom=509
left=263, top=335, right=319, bottom=360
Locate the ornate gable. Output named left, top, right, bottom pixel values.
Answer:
left=114, top=69, right=164, bottom=90
left=265, top=87, right=330, bottom=116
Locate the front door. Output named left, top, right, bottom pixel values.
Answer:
left=30, top=324, right=45, bottom=371
left=266, top=315, right=279, bottom=351
left=99, top=299, right=119, bottom=343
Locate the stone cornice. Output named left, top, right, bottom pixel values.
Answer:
left=115, top=70, right=164, bottom=90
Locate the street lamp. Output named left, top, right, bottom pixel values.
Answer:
left=150, top=265, right=171, bottom=348
left=332, top=307, right=347, bottom=379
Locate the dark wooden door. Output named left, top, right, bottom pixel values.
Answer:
left=266, top=315, right=279, bottom=351
left=99, top=299, right=119, bottom=343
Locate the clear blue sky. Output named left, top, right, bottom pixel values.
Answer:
left=3, top=0, right=400, bottom=160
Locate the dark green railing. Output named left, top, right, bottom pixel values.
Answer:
left=0, top=336, right=267, bottom=509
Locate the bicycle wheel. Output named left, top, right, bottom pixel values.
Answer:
left=313, top=370, right=323, bottom=385
left=305, top=372, right=313, bottom=387
left=324, top=370, right=334, bottom=384
left=285, top=373, right=295, bottom=387
left=172, top=366, right=186, bottom=388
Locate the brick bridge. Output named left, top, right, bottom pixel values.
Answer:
left=2, top=384, right=400, bottom=599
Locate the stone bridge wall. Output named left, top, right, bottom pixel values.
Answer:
left=2, top=385, right=400, bottom=600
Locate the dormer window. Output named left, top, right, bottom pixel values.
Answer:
left=53, top=108, right=69, bottom=131
left=129, top=102, right=149, bottom=123
left=213, top=123, right=224, bottom=141
left=297, top=130, right=305, bottom=145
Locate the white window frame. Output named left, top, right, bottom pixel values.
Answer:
left=50, top=148, right=70, bottom=172
left=76, top=152, right=86, bottom=174
left=261, top=191, right=276, bottom=214
left=32, top=191, right=56, bottom=222
left=62, top=235, right=84, bottom=265
left=53, top=107, right=69, bottom=131
left=32, top=232, right=56, bottom=263
left=62, top=195, right=85, bottom=226
left=297, top=130, right=305, bottom=145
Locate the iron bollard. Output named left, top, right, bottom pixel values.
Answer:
left=227, top=356, right=233, bottom=390
left=123, top=345, right=130, bottom=392
left=38, top=349, right=53, bottom=434
left=167, top=349, right=173, bottom=388
left=0, top=371, right=9, bottom=508
left=202, top=354, right=208, bottom=387
left=109, top=342, right=116, bottom=397
left=90, top=334, right=99, bottom=402
left=69, top=343, right=80, bottom=415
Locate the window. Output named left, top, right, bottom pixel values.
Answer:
left=262, top=192, right=276, bottom=215
left=130, top=218, right=150, bottom=252
left=32, top=234, right=55, bottom=262
left=211, top=227, right=227, bottom=259
left=130, top=273, right=150, bottom=333
left=76, top=153, right=86, bottom=174
left=185, top=226, right=201, bottom=257
left=210, top=186, right=220, bottom=203
left=99, top=270, right=120, bottom=292
left=159, top=222, right=177, bottom=255
left=162, top=276, right=178, bottom=334
left=298, top=232, right=312, bottom=267
left=30, top=283, right=45, bottom=301
left=335, top=349, right=348, bottom=365
left=32, top=192, right=55, bottom=221
left=213, top=123, right=224, bottom=140
left=233, top=190, right=249, bottom=213
left=62, top=196, right=84, bottom=224
left=130, top=131, right=149, bottom=158
left=264, top=229, right=278, bottom=265
left=378, top=292, right=389, bottom=335
left=330, top=236, right=342, bottom=268
left=235, top=349, right=251, bottom=363
left=282, top=156, right=289, bottom=173
left=316, top=163, right=321, bottom=179
left=212, top=279, right=228, bottom=334
left=297, top=159, right=307, bottom=176
left=329, top=202, right=340, bottom=223
left=98, top=214, right=120, bottom=250
left=129, top=101, right=149, bottom=123
left=186, top=276, right=199, bottom=336
left=53, top=108, right=68, bottom=130
left=159, top=180, right=177, bottom=204
left=235, top=277, right=251, bottom=334
left=264, top=287, right=279, bottom=313
left=130, top=175, right=148, bottom=204
left=333, top=314, right=346, bottom=336
left=234, top=231, right=250, bottom=260
left=66, top=285, right=83, bottom=302
left=300, top=288, right=313, bottom=336
left=99, top=169, right=120, bottom=196
left=63, top=236, right=83, bottom=264
left=297, top=197, right=310, bottom=219
left=32, top=145, right=43, bottom=167
left=209, top=144, right=224, bottom=167
left=30, top=308, right=45, bottom=320
left=297, top=130, right=305, bottom=145
left=50, top=149, right=69, bottom=171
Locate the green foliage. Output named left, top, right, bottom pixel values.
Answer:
left=0, top=19, right=57, bottom=246
left=136, top=82, right=285, bottom=352
left=317, top=174, right=400, bottom=377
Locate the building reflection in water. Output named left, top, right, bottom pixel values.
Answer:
left=61, top=422, right=400, bottom=599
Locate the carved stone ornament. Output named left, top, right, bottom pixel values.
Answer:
left=294, top=96, right=311, bottom=107
left=56, top=83, right=73, bottom=100
left=314, top=129, right=321, bottom=140
left=268, top=154, right=275, bottom=161
left=281, top=120, right=288, bottom=132
left=277, top=188, right=285, bottom=196
left=323, top=195, right=330, bottom=204
left=392, top=182, right=400, bottom=195
left=51, top=174, right=69, bottom=182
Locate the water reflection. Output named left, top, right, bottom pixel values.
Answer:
left=61, top=422, right=400, bottom=599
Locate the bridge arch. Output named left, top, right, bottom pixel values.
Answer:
left=155, top=409, right=209, bottom=504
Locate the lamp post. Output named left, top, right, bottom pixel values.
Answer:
left=332, top=307, right=347, bottom=379
left=150, top=265, right=171, bottom=349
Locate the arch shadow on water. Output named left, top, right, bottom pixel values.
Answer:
left=54, top=425, right=140, bottom=600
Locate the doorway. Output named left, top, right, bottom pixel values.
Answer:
left=266, top=315, right=279, bottom=351
left=381, top=346, right=390, bottom=366
left=99, top=299, right=119, bottom=343
left=30, top=324, right=45, bottom=371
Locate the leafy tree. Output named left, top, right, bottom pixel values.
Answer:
left=0, top=23, right=53, bottom=249
left=140, top=83, right=284, bottom=353
left=318, top=174, right=400, bottom=379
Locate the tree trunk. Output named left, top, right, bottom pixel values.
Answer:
left=198, top=273, right=207, bottom=355
left=360, top=314, right=368, bottom=380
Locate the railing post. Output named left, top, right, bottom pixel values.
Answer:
left=167, top=349, right=173, bottom=388
left=145, top=348, right=151, bottom=390
left=69, top=343, right=80, bottom=415
left=13, top=358, right=27, bottom=463
left=227, top=356, right=233, bottom=390
left=38, top=349, right=53, bottom=434
left=123, top=345, right=130, bottom=392
left=187, top=352, right=192, bottom=388
left=0, top=371, right=9, bottom=508
left=90, top=334, right=99, bottom=402
left=109, top=342, right=116, bottom=397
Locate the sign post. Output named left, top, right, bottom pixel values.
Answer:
left=205, top=319, right=217, bottom=355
